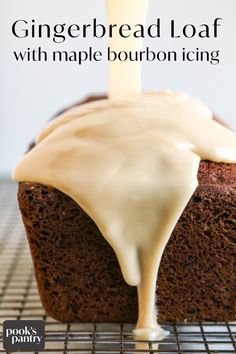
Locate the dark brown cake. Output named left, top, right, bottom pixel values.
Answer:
left=17, top=97, right=236, bottom=323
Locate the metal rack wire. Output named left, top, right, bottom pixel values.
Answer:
left=0, top=179, right=235, bottom=353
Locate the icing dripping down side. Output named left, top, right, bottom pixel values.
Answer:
left=13, top=92, right=236, bottom=340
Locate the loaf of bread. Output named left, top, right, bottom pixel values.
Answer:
left=17, top=97, right=236, bottom=323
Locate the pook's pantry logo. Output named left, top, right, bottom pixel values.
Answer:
left=3, top=320, right=45, bottom=351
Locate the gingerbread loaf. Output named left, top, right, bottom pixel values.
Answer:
left=17, top=97, right=236, bottom=323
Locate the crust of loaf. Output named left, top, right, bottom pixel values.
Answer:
left=17, top=96, right=236, bottom=322
left=18, top=160, right=236, bottom=323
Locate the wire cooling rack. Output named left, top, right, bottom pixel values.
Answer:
left=0, top=179, right=235, bottom=353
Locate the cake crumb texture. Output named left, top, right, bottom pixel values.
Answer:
left=18, top=160, right=236, bottom=322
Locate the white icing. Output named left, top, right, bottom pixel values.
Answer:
left=107, top=0, right=149, bottom=99
left=13, top=92, right=236, bottom=339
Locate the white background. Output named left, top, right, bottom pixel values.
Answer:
left=1, top=0, right=236, bottom=175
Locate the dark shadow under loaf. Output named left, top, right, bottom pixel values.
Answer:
left=17, top=97, right=236, bottom=323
